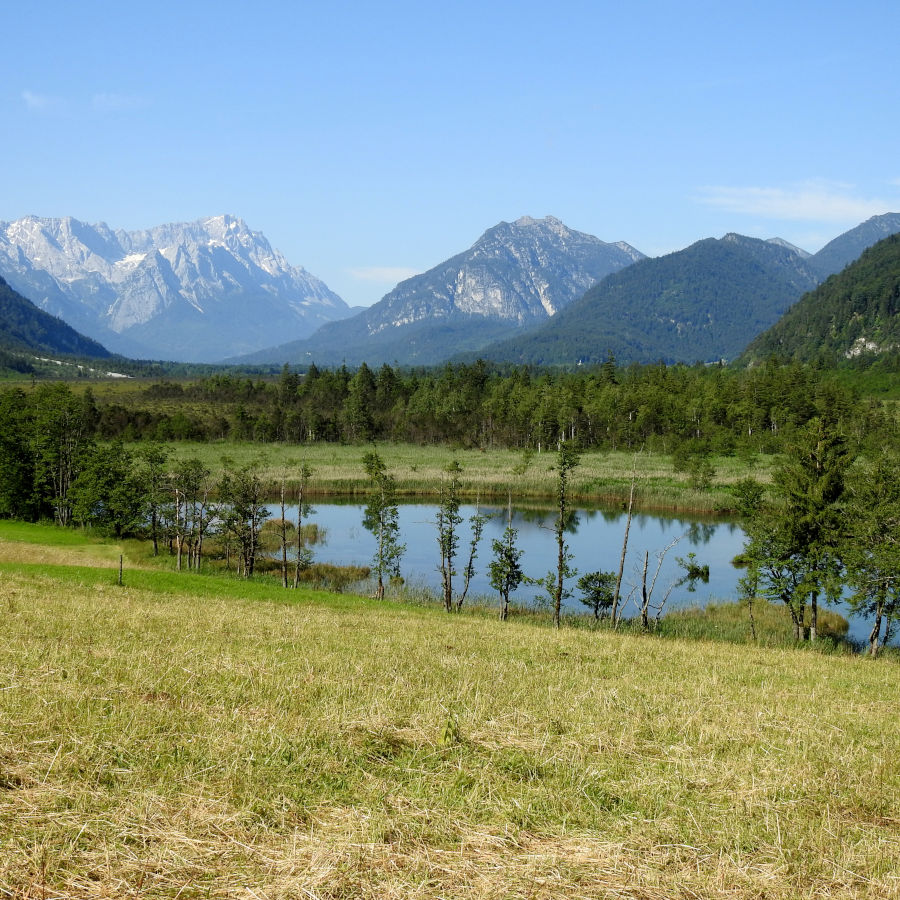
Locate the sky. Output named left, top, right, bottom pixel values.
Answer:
left=4, top=0, right=900, bottom=308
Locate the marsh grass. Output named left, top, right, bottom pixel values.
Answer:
left=152, top=441, right=777, bottom=512
left=1, top=534, right=898, bottom=898
left=657, top=600, right=851, bottom=647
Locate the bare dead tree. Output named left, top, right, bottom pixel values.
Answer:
left=612, top=455, right=639, bottom=627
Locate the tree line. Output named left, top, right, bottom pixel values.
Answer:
left=0, top=384, right=272, bottom=578
left=89, top=358, right=895, bottom=455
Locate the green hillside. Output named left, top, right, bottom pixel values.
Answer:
left=472, top=235, right=818, bottom=366
left=807, top=212, right=900, bottom=280
left=0, top=275, right=111, bottom=358
left=743, top=234, right=900, bottom=365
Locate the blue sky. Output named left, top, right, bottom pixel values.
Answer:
left=5, top=0, right=899, bottom=307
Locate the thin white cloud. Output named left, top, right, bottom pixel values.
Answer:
left=350, top=266, right=420, bottom=284
left=696, top=180, right=893, bottom=223
left=21, top=90, right=57, bottom=111
left=21, top=89, right=146, bottom=115
left=91, top=92, right=145, bottom=113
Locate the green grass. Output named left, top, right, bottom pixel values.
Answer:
left=0, top=519, right=111, bottom=547
left=1, top=525, right=898, bottom=898
left=658, top=599, right=852, bottom=647
left=0, top=519, right=128, bottom=568
left=151, top=440, right=776, bottom=512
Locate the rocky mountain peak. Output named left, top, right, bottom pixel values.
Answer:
left=508, top=214, right=568, bottom=236
left=767, top=237, right=811, bottom=258
left=239, top=215, right=647, bottom=367
left=0, top=214, right=350, bottom=362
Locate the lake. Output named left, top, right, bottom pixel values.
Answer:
left=265, top=499, right=895, bottom=647
left=268, top=500, right=850, bottom=627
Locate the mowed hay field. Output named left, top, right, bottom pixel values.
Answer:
left=1, top=556, right=898, bottom=897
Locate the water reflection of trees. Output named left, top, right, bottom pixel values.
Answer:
left=685, top=522, right=717, bottom=545
left=510, top=507, right=580, bottom=535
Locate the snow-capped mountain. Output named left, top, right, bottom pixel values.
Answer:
left=236, top=215, right=644, bottom=366
left=0, top=215, right=350, bottom=361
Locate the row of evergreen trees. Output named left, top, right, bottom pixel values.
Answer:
left=92, top=359, right=894, bottom=455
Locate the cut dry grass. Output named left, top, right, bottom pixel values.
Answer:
left=1, top=550, right=898, bottom=898
left=0, top=520, right=126, bottom=568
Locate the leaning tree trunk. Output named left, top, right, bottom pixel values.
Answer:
left=868, top=587, right=886, bottom=658
left=786, top=602, right=802, bottom=642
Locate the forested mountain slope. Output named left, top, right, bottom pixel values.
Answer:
left=807, top=213, right=900, bottom=280
left=470, top=234, right=819, bottom=366
left=0, top=275, right=111, bottom=358
left=742, top=233, right=900, bottom=364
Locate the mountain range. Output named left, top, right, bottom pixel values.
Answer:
left=467, top=233, right=821, bottom=366
left=0, top=215, right=351, bottom=362
left=233, top=216, right=644, bottom=366
left=240, top=213, right=900, bottom=369
left=2, top=210, right=900, bottom=368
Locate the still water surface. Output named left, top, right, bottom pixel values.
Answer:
left=268, top=500, right=890, bottom=647
left=275, top=499, right=743, bottom=611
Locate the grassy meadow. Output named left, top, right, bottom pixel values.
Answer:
left=156, top=440, right=775, bottom=511
left=1, top=523, right=898, bottom=898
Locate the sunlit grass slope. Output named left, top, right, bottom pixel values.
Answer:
left=2, top=553, right=897, bottom=899
left=0, top=520, right=126, bottom=567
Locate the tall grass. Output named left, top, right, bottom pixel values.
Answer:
left=152, top=441, right=776, bottom=511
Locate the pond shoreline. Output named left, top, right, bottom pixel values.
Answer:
left=263, top=484, right=741, bottom=516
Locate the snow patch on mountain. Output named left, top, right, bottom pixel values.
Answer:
left=0, top=214, right=350, bottom=361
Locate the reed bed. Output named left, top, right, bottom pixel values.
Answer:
left=157, top=441, right=776, bottom=511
